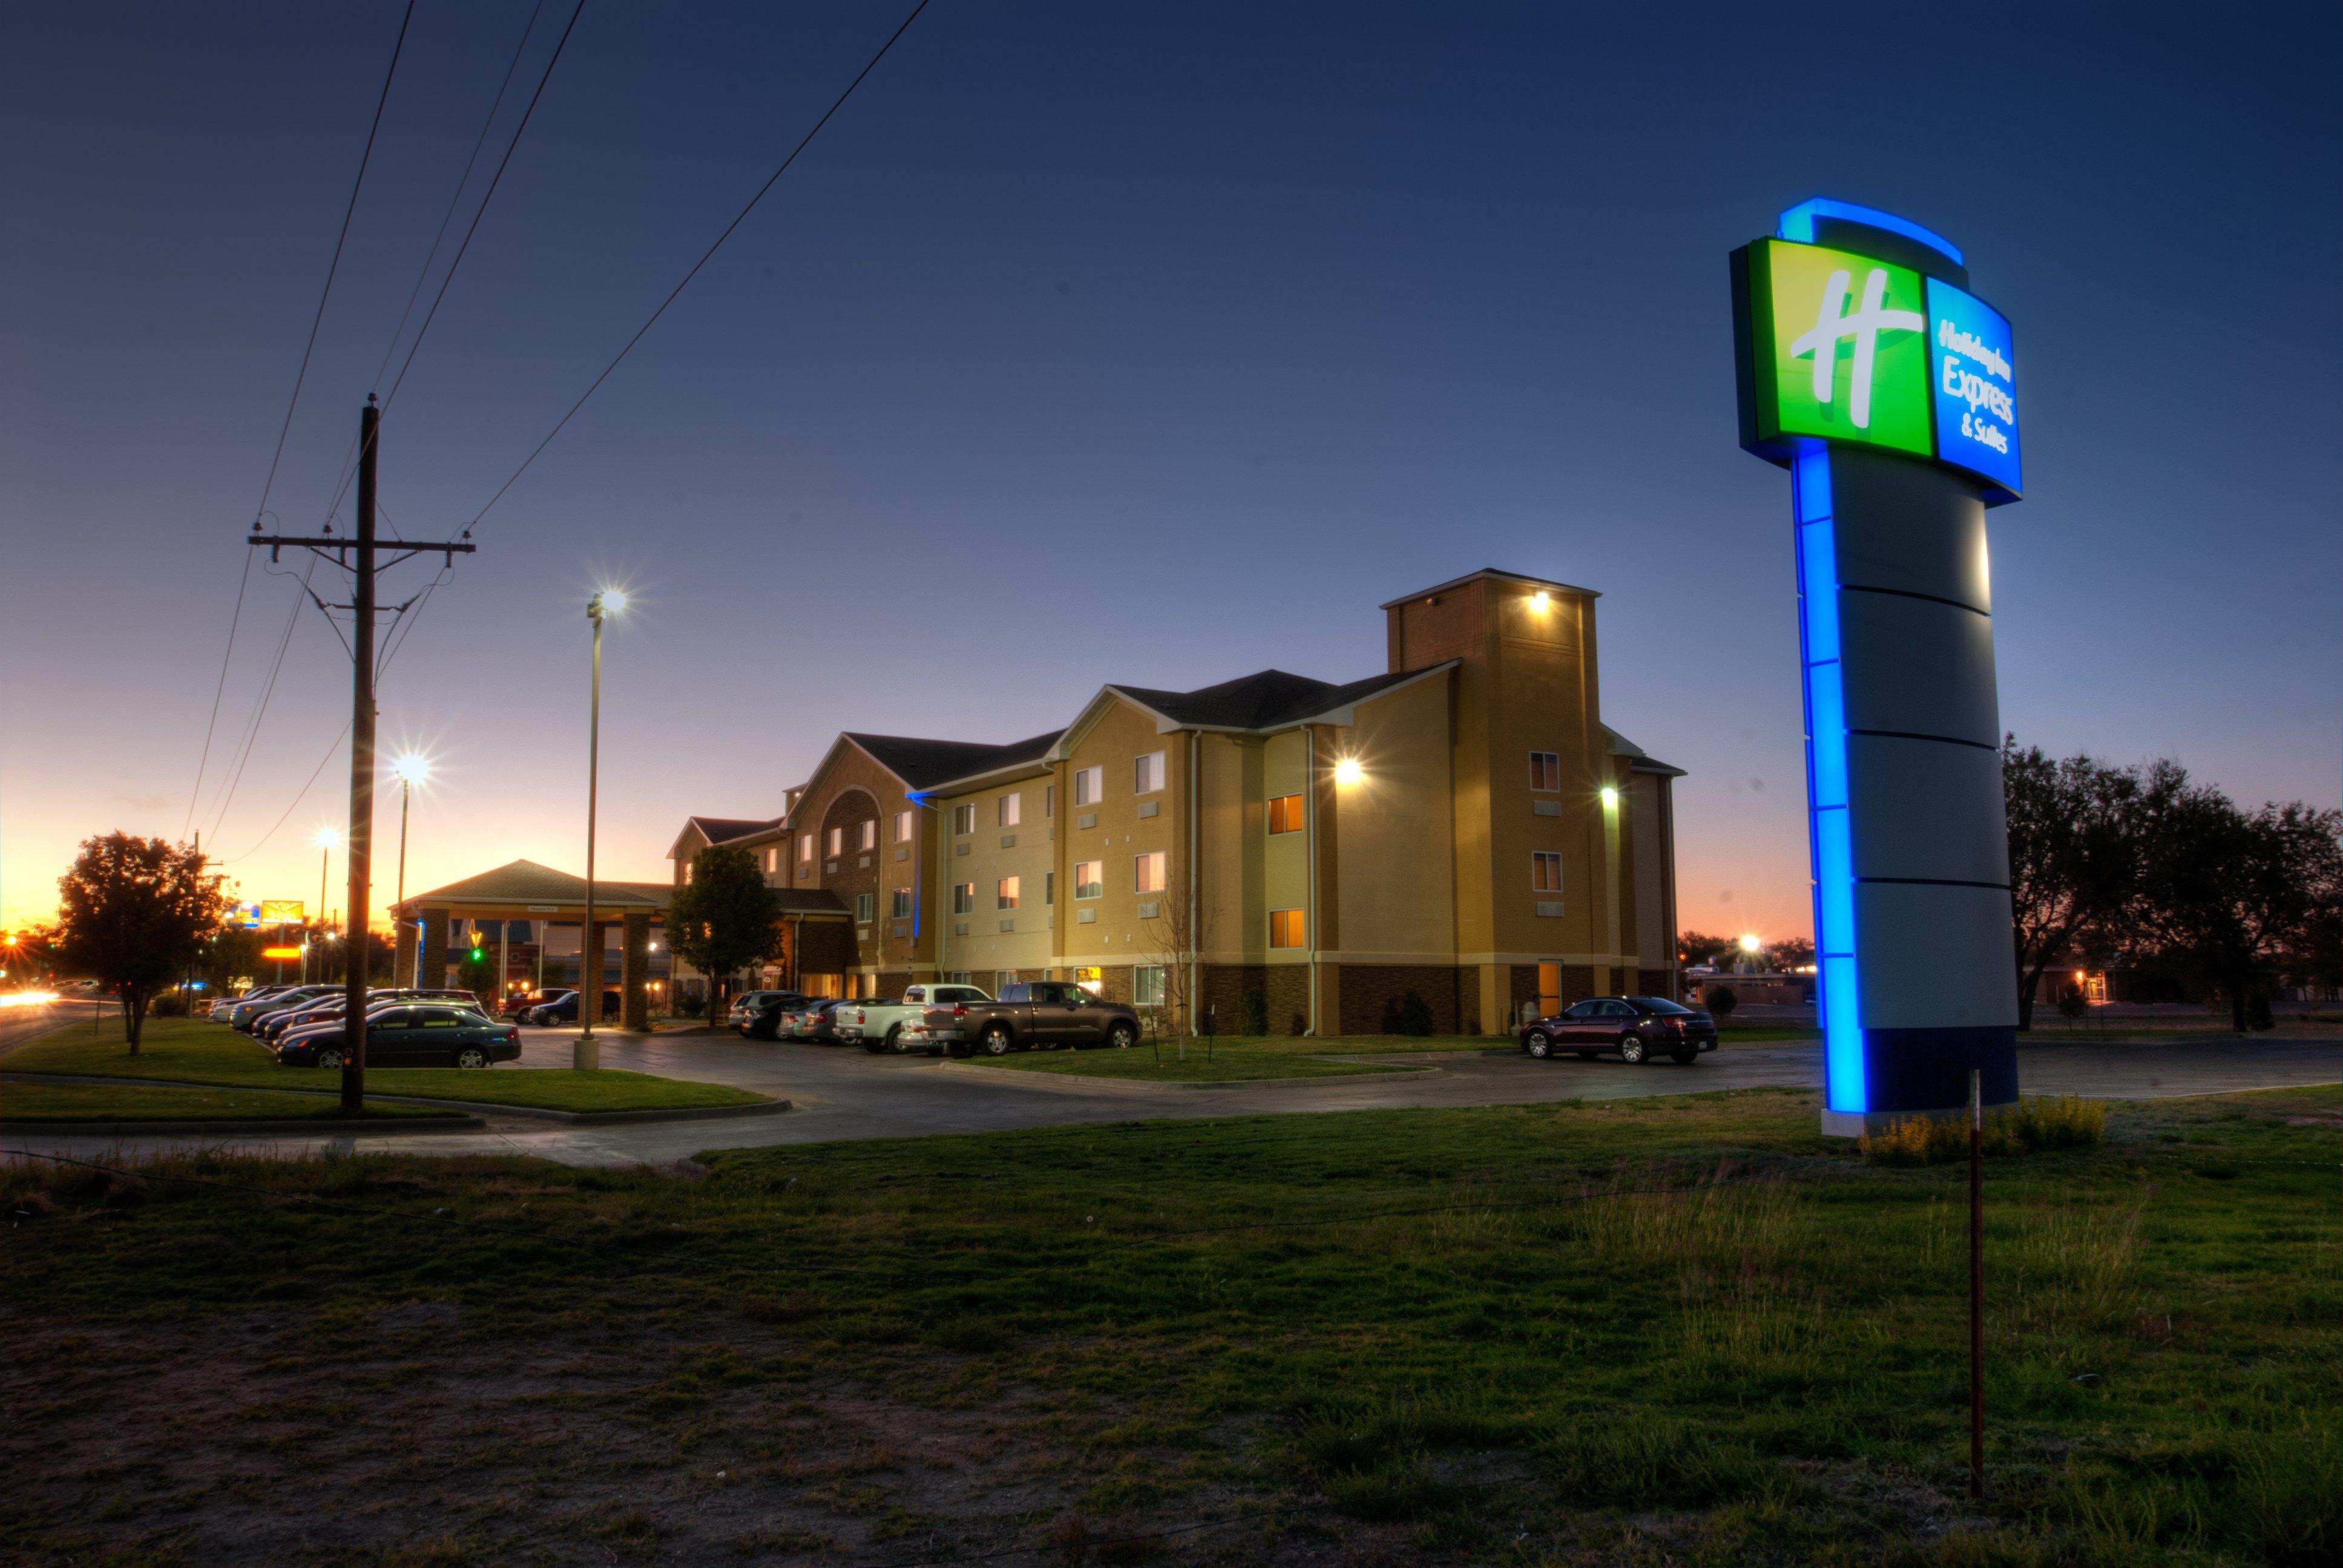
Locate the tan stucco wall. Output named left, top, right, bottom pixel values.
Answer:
left=1330, top=671, right=1456, bottom=962
left=787, top=743, right=932, bottom=979
left=1054, top=697, right=1188, bottom=978
left=931, top=769, right=1056, bottom=984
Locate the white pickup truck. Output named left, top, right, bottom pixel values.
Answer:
left=836, top=983, right=993, bottom=1054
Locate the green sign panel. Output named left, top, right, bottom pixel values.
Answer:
left=1739, top=238, right=1933, bottom=459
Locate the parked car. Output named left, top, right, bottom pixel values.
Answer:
left=261, top=988, right=487, bottom=1042
left=725, top=990, right=795, bottom=1031
left=227, top=985, right=337, bottom=1032
left=785, top=997, right=849, bottom=1043
left=275, top=1003, right=521, bottom=1069
left=524, top=989, right=620, bottom=1026
left=839, top=984, right=995, bottom=1054
left=922, top=980, right=1142, bottom=1055
left=1520, top=996, right=1715, bottom=1064
left=740, top=992, right=810, bottom=1040
left=503, top=987, right=569, bottom=1020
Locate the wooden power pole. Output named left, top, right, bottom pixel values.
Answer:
left=249, top=396, right=473, bottom=1114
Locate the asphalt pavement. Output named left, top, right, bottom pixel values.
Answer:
left=4, top=1014, right=2338, bottom=1170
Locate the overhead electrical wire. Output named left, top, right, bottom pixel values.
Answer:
left=463, top=0, right=933, bottom=530
left=185, top=0, right=417, bottom=842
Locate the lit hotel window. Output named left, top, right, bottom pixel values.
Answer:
left=997, top=876, right=1020, bottom=910
left=1267, top=793, right=1303, bottom=834
left=1074, top=766, right=1102, bottom=807
left=826, top=827, right=843, bottom=857
left=952, top=883, right=975, bottom=915
left=1134, top=851, right=1166, bottom=893
left=1075, top=861, right=1103, bottom=899
left=893, top=810, right=913, bottom=843
left=999, top=793, right=1021, bottom=828
left=1530, top=752, right=1561, bottom=792
left=1134, top=751, right=1165, bottom=794
left=1533, top=851, right=1564, bottom=893
left=953, top=803, right=976, bottom=835
left=800, top=835, right=813, bottom=863
left=859, top=819, right=876, bottom=851
left=1269, top=908, right=1306, bottom=949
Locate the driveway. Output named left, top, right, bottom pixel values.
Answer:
left=5, top=1022, right=2337, bottom=1169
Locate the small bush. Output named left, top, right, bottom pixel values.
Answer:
left=2057, top=984, right=2088, bottom=1020
left=1396, top=989, right=1434, bottom=1036
left=2247, top=992, right=2275, bottom=1031
left=1704, top=985, right=1738, bottom=1019
left=672, top=994, right=705, bottom=1019
left=1859, top=1095, right=2106, bottom=1165
left=148, top=991, right=190, bottom=1017
left=1238, top=990, right=1268, bottom=1035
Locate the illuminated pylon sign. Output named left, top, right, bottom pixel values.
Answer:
left=1729, top=199, right=2023, bottom=1135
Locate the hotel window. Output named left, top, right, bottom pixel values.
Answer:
left=1073, top=766, right=1103, bottom=807
left=1530, top=751, right=1562, bottom=792
left=997, top=876, right=1020, bottom=910
left=890, top=888, right=912, bottom=919
left=1045, top=784, right=1056, bottom=818
left=799, top=835, right=813, bottom=863
left=855, top=892, right=875, bottom=923
left=1533, top=851, right=1565, bottom=893
left=893, top=810, right=913, bottom=843
left=998, top=792, right=1021, bottom=827
left=1074, top=861, right=1103, bottom=899
left=763, top=847, right=777, bottom=873
left=1074, top=966, right=1102, bottom=989
left=1134, top=851, right=1166, bottom=893
left=1044, top=870, right=1055, bottom=905
left=1134, top=965, right=1166, bottom=1007
left=1134, top=750, right=1165, bottom=794
left=1267, top=793, right=1303, bottom=835
left=952, top=883, right=975, bottom=915
left=826, top=826, right=843, bottom=857
left=953, top=802, right=976, bottom=835
left=995, top=970, right=1019, bottom=997
left=1269, top=908, right=1306, bottom=949
left=859, top=819, right=877, bottom=851
left=683, top=862, right=693, bottom=884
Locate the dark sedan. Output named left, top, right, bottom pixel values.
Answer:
left=524, top=989, right=619, bottom=1026
left=786, top=997, right=847, bottom=1043
left=1520, top=996, right=1716, bottom=1064
left=274, top=1004, right=521, bottom=1069
left=504, top=987, right=569, bottom=1020
left=741, top=992, right=810, bottom=1040
left=260, top=988, right=486, bottom=1042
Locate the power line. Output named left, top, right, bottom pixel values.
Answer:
left=376, top=0, right=588, bottom=418
left=220, top=722, right=352, bottom=864
left=186, top=1, right=418, bottom=838
left=199, top=556, right=317, bottom=844
left=464, top=0, right=933, bottom=529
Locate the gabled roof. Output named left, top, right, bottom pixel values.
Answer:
left=1378, top=566, right=1599, bottom=609
left=396, top=859, right=673, bottom=913
left=844, top=730, right=1063, bottom=793
left=668, top=815, right=784, bottom=861
left=1074, top=663, right=1454, bottom=744
left=1604, top=724, right=1686, bottom=779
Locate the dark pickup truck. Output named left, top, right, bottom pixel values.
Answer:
left=922, top=980, right=1142, bottom=1055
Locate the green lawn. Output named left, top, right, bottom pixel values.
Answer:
left=2, top=1080, right=462, bottom=1123
left=4, top=1084, right=2336, bottom=1564
left=4, top=1017, right=769, bottom=1112
left=971, top=1032, right=1499, bottom=1081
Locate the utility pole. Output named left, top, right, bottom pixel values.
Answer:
left=249, top=396, right=473, bottom=1115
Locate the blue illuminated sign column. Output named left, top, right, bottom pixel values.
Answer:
left=1733, top=201, right=2024, bottom=1134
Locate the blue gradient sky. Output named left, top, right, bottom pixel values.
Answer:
left=4, top=1, right=2337, bottom=942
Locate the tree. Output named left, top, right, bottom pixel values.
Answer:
left=192, top=925, right=268, bottom=994
left=2003, top=740, right=2164, bottom=1029
left=54, top=833, right=228, bottom=1054
left=2137, top=787, right=2343, bottom=1033
left=664, top=845, right=783, bottom=1026
left=1140, top=866, right=1210, bottom=1042
left=1769, top=936, right=1816, bottom=971
left=1677, top=930, right=1736, bottom=969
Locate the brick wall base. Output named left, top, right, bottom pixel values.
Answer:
left=1337, top=965, right=1467, bottom=1035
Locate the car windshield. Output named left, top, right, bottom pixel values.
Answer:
left=1630, top=997, right=1696, bottom=1015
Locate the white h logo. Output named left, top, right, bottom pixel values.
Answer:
left=1789, top=267, right=1924, bottom=428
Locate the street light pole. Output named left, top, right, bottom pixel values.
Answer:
left=579, top=589, right=623, bottom=1068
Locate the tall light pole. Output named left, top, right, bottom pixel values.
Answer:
left=312, top=827, right=340, bottom=983
left=392, top=754, right=430, bottom=985
left=579, top=588, right=625, bottom=1068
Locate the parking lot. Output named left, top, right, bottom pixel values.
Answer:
left=10, top=1017, right=2338, bottom=1170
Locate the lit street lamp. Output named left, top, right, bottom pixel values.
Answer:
left=391, top=753, right=430, bottom=983
left=579, top=588, right=625, bottom=1068
left=311, top=827, right=340, bottom=982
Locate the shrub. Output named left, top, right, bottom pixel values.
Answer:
left=1703, top=984, right=1738, bottom=1019
left=1396, top=989, right=1434, bottom=1036
left=672, top=994, right=705, bottom=1019
left=1238, top=990, right=1268, bottom=1035
left=1859, top=1095, right=2106, bottom=1164
left=2057, top=983, right=2088, bottom=1020
left=2247, top=992, right=2275, bottom=1031
left=148, top=991, right=189, bottom=1017
left=1380, top=996, right=1402, bottom=1034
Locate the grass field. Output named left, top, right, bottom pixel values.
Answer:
left=976, top=1032, right=1499, bottom=1081
left=1, top=1080, right=463, bottom=1123
left=4, top=1083, right=2338, bottom=1566
left=2, top=1017, right=771, bottom=1112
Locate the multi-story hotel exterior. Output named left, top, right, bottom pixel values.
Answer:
left=673, top=569, right=1683, bottom=1035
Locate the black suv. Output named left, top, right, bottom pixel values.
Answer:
left=1520, top=996, right=1716, bottom=1064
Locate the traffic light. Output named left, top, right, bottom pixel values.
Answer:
left=469, top=941, right=486, bottom=963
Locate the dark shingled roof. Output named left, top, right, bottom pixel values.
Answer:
left=846, top=730, right=1062, bottom=792
left=687, top=815, right=783, bottom=845
left=1108, top=667, right=1441, bottom=732
left=396, top=859, right=673, bottom=912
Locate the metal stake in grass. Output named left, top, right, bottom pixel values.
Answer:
left=1969, top=1065, right=1985, bottom=1502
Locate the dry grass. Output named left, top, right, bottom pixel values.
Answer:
left=1861, top=1094, right=2107, bottom=1165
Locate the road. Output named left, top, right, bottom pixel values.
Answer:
left=5, top=1014, right=2338, bottom=1169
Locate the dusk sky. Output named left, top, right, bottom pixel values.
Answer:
left=4, top=1, right=2337, bottom=942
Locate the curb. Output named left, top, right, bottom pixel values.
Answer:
left=1, top=1071, right=787, bottom=1126
left=930, top=1059, right=1434, bottom=1091
left=2, top=1114, right=485, bottom=1135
